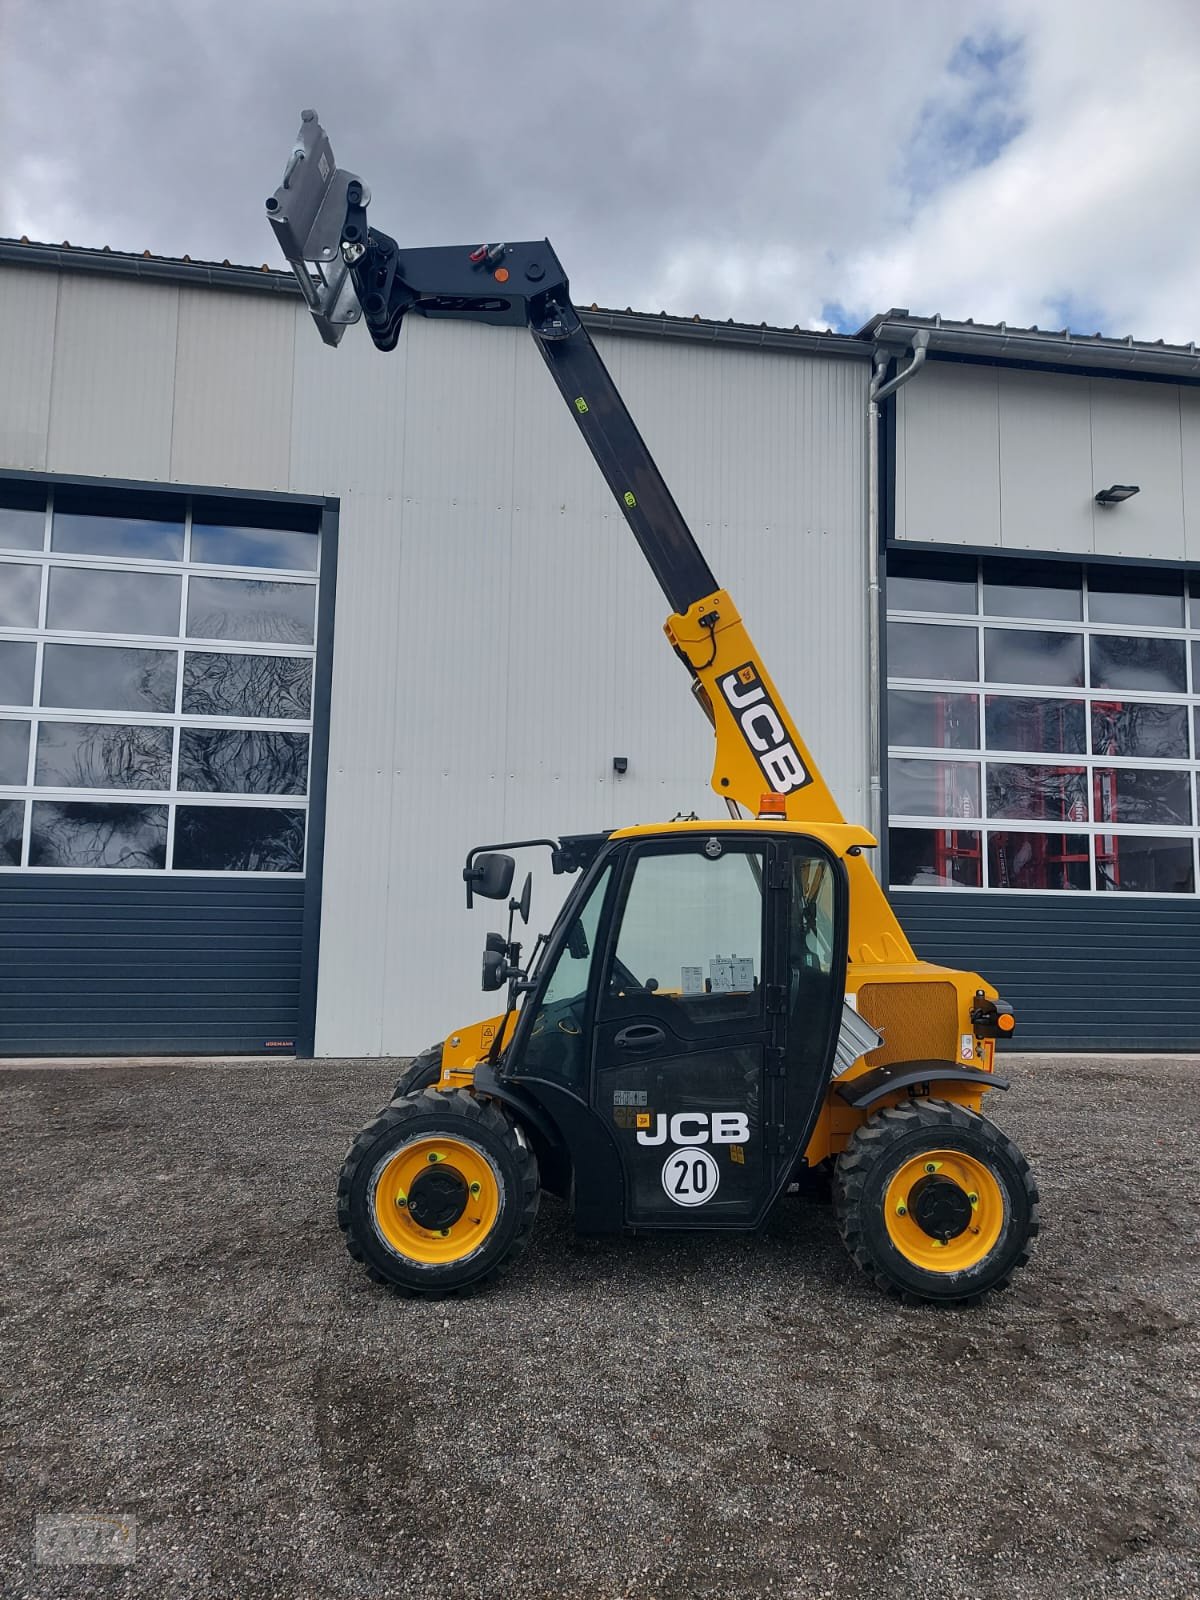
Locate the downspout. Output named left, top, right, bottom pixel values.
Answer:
left=865, top=329, right=929, bottom=868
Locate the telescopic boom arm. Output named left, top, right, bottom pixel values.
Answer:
left=267, top=112, right=915, bottom=963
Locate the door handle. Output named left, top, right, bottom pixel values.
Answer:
left=614, top=1025, right=665, bottom=1052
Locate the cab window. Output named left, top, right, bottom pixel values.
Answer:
left=520, top=865, right=611, bottom=1088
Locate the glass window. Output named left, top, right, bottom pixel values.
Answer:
left=1094, top=769, right=1192, bottom=828
left=0, top=720, right=29, bottom=785
left=191, top=519, right=318, bottom=572
left=1090, top=635, right=1186, bottom=694
left=888, top=758, right=980, bottom=819
left=181, top=652, right=312, bottom=719
left=35, top=722, right=173, bottom=791
left=889, top=827, right=981, bottom=888
left=0, top=484, right=46, bottom=551
left=522, top=864, right=612, bottom=1087
left=985, top=697, right=1086, bottom=755
left=982, top=559, right=1082, bottom=621
left=887, top=622, right=977, bottom=683
left=1096, top=836, right=1195, bottom=894
left=41, top=643, right=176, bottom=713
left=186, top=577, right=315, bottom=645
left=984, top=629, right=1084, bottom=687
left=0, top=561, right=41, bottom=628
left=987, top=764, right=1088, bottom=823
left=887, top=689, right=978, bottom=750
left=1088, top=568, right=1184, bottom=628
left=28, top=801, right=167, bottom=868
left=988, top=832, right=1089, bottom=891
left=887, top=551, right=976, bottom=615
left=0, top=797, right=23, bottom=863
left=173, top=805, right=305, bottom=872
left=608, top=844, right=764, bottom=1022
left=178, top=728, right=309, bottom=795
left=52, top=510, right=184, bottom=561
left=1091, top=702, right=1188, bottom=759
left=0, top=641, right=36, bottom=706
left=46, top=567, right=181, bottom=637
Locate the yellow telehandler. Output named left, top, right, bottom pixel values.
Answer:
left=267, top=112, right=1037, bottom=1304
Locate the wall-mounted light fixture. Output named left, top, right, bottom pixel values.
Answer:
left=1095, top=484, right=1140, bottom=505
left=612, top=756, right=628, bottom=775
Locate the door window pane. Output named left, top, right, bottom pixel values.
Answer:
left=522, top=864, right=612, bottom=1089
left=47, top=567, right=181, bottom=636
left=1090, top=636, right=1186, bottom=693
left=609, top=845, right=763, bottom=1021
left=0, top=485, right=46, bottom=551
left=0, top=641, right=36, bottom=706
left=52, top=510, right=184, bottom=561
left=1091, top=702, right=1188, bottom=759
left=987, top=764, right=1088, bottom=823
left=889, top=827, right=981, bottom=888
left=1096, top=836, right=1195, bottom=894
left=887, top=622, right=977, bottom=682
left=0, top=720, right=29, bottom=784
left=888, top=758, right=980, bottom=819
left=191, top=519, right=318, bottom=571
left=178, top=728, right=309, bottom=794
left=887, top=689, right=978, bottom=750
left=0, top=797, right=23, bottom=863
left=186, top=577, right=315, bottom=645
left=41, top=643, right=176, bottom=713
left=182, top=653, right=312, bottom=718
left=984, top=629, right=1084, bottom=687
left=173, top=805, right=305, bottom=871
left=0, top=562, right=41, bottom=628
left=887, top=552, right=977, bottom=614
left=29, top=801, right=167, bottom=868
left=1088, top=568, right=1184, bottom=628
left=982, top=560, right=1082, bottom=621
left=35, top=723, right=172, bottom=790
left=988, top=832, right=1089, bottom=891
left=985, top=697, right=1086, bottom=755
left=1094, top=769, right=1192, bottom=827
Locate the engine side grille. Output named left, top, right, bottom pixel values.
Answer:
left=855, top=981, right=959, bottom=1067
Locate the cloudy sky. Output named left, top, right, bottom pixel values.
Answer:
left=2, top=0, right=1198, bottom=340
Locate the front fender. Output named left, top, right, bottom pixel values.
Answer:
left=835, top=1059, right=1009, bottom=1110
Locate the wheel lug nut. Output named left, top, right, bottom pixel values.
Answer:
left=469, top=1182, right=481, bottom=1196
left=967, top=1191, right=979, bottom=1206
left=895, top=1203, right=907, bottom=1216
left=439, top=1228, right=450, bottom=1238
left=395, top=1195, right=407, bottom=1209
left=924, top=1162, right=937, bottom=1174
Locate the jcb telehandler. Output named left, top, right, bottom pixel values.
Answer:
left=268, top=112, right=1038, bottom=1305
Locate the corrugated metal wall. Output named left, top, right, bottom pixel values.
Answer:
left=0, top=266, right=870, bottom=1056
left=892, top=890, right=1200, bottom=1052
left=894, top=359, right=1200, bottom=561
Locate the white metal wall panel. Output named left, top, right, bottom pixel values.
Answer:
left=996, top=368, right=1095, bottom=553
left=898, top=361, right=1193, bottom=562
left=46, top=276, right=179, bottom=481
left=897, top=362, right=1001, bottom=545
left=1089, top=378, right=1185, bottom=560
left=170, top=288, right=296, bottom=490
left=0, top=267, right=58, bottom=470
left=1183, top=392, right=1200, bottom=561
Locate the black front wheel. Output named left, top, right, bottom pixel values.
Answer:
left=337, top=1088, right=540, bottom=1296
left=834, top=1098, right=1039, bottom=1305
left=391, top=1042, right=443, bottom=1101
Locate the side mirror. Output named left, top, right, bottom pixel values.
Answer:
left=465, top=851, right=515, bottom=905
left=482, top=949, right=507, bottom=991
left=511, top=871, right=532, bottom=926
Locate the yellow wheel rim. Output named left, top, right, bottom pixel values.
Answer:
left=369, top=1135, right=502, bottom=1266
left=883, top=1148, right=1005, bottom=1273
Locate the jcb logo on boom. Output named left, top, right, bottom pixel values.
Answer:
left=719, top=664, right=812, bottom=794
left=636, top=1112, right=750, bottom=1146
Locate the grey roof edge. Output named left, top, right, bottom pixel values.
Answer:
left=0, top=237, right=872, bottom=361
left=862, top=310, right=1200, bottom=381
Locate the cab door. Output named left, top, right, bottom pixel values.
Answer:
left=591, top=834, right=778, bottom=1227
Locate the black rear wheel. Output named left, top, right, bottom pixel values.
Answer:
left=834, top=1098, right=1038, bottom=1305
left=337, top=1088, right=540, bottom=1296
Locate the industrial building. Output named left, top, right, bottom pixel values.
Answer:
left=0, top=238, right=1197, bottom=1056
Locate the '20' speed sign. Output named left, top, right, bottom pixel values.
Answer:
left=661, top=1148, right=720, bottom=1207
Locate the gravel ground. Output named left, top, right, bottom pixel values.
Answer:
left=2, top=1053, right=1198, bottom=1600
